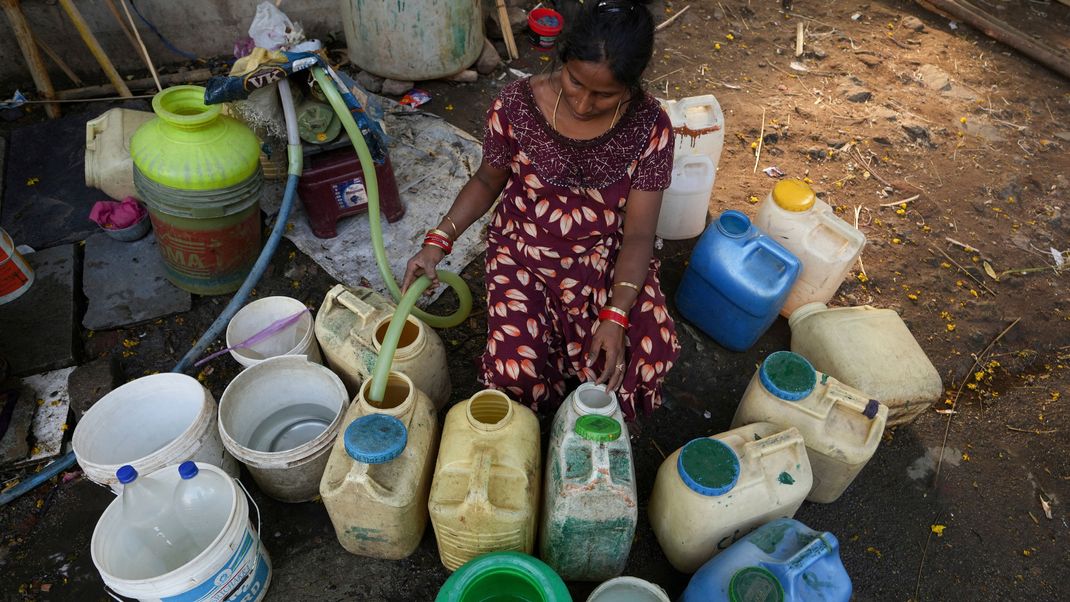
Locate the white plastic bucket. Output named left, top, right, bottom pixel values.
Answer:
left=73, top=373, right=238, bottom=494
left=218, top=355, right=348, bottom=502
left=226, top=296, right=322, bottom=369
left=0, top=226, right=34, bottom=304
left=91, top=463, right=271, bottom=602
left=587, top=576, right=671, bottom=602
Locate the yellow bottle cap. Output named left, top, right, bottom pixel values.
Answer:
left=772, top=179, right=816, bottom=212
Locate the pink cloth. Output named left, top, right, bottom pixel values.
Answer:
left=89, top=197, right=146, bottom=229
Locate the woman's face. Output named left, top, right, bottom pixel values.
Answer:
left=559, top=60, right=629, bottom=122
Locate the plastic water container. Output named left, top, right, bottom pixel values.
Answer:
left=540, top=384, right=636, bottom=581
left=648, top=422, right=813, bottom=573
left=320, top=371, right=439, bottom=559
left=116, top=465, right=199, bottom=575
left=92, top=463, right=271, bottom=601
left=731, top=352, right=888, bottom=503
left=428, top=390, right=541, bottom=571
left=315, top=284, right=451, bottom=408
left=754, top=180, right=866, bottom=317
left=656, top=155, right=715, bottom=240
left=676, top=211, right=801, bottom=352
left=226, top=296, right=322, bottom=369
left=218, top=356, right=348, bottom=503
left=789, top=303, right=943, bottom=426
left=680, top=518, right=852, bottom=602
left=0, top=227, right=34, bottom=305
left=587, top=576, right=671, bottom=601
left=660, top=95, right=725, bottom=167
left=436, top=552, right=571, bottom=601
left=173, top=461, right=225, bottom=549
left=85, top=107, right=155, bottom=201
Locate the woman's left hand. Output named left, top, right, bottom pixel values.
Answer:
left=586, top=321, right=627, bottom=391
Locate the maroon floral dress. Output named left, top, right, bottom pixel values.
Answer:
left=478, top=77, right=681, bottom=421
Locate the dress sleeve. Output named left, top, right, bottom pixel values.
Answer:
left=481, top=96, right=515, bottom=170
left=631, top=107, right=675, bottom=191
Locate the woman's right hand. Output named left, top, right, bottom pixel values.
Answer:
left=402, top=245, right=446, bottom=294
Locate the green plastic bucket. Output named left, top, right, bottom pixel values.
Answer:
left=436, top=552, right=571, bottom=602
left=131, top=85, right=263, bottom=295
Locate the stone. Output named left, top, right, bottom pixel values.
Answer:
left=443, top=69, right=479, bottom=83
left=82, top=232, right=191, bottom=331
left=845, top=87, right=873, bottom=103
left=67, top=356, right=122, bottom=421
left=475, top=39, right=502, bottom=75
left=381, top=79, right=415, bottom=96
left=858, top=54, right=881, bottom=68
left=902, top=16, right=925, bottom=32
left=0, top=386, right=33, bottom=467
left=0, top=244, right=78, bottom=377
left=354, top=70, right=383, bottom=94
left=917, top=64, right=952, bottom=91
left=902, top=123, right=934, bottom=146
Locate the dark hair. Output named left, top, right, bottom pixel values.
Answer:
left=557, top=0, right=656, bottom=94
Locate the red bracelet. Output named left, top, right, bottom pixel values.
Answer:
left=598, top=307, right=629, bottom=329
left=424, top=230, right=453, bottom=254
left=424, top=232, right=452, bottom=248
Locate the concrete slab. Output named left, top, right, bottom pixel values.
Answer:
left=18, top=367, right=73, bottom=466
left=0, top=386, right=33, bottom=467
left=0, top=244, right=79, bottom=376
left=82, top=232, right=191, bottom=330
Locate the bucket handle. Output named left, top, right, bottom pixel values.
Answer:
left=104, top=478, right=265, bottom=602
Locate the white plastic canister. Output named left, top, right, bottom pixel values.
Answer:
left=660, top=94, right=726, bottom=166
left=91, top=463, right=271, bottom=602
left=731, top=351, right=888, bottom=503
left=789, top=302, right=943, bottom=426
left=647, top=422, right=813, bottom=573
left=73, top=373, right=238, bottom=493
left=85, top=108, right=156, bottom=200
left=587, top=576, right=671, bottom=602
left=754, top=180, right=866, bottom=317
left=656, top=155, right=715, bottom=240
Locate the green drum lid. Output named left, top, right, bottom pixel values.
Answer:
left=759, top=351, right=817, bottom=402
left=677, top=437, right=740, bottom=496
left=729, top=567, right=785, bottom=602
left=575, top=414, right=622, bottom=442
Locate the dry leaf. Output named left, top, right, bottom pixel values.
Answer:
left=983, top=261, right=999, bottom=281
left=1040, top=495, right=1052, bottom=520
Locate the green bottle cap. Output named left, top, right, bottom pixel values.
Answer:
left=574, top=414, right=622, bottom=442
left=729, top=567, right=785, bottom=602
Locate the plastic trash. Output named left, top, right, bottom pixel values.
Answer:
left=248, top=2, right=304, bottom=50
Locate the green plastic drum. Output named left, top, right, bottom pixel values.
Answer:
left=436, top=552, right=571, bottom=602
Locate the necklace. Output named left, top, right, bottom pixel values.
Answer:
left=552, top=87, right=622, bottom=137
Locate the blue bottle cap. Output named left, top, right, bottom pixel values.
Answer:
left=729, top=566, right=784, bottom=602
left=178, top=461, right=199, bottom=479
left=344, top=414, right=407, bottom=464
left=759, top=351, right=817, bottom=401
left=116, top=465, right=138, bottom=484
left=677, top=438, right=740, bottom=496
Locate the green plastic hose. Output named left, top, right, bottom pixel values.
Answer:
left=312, top=67, right=473, bottom=402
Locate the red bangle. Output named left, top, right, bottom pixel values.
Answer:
left=424, top=231, right=453, bottom=254
left=424, top=233, right=452, bottom=248
left=598, top=308, right=629, bottom=329
left=424, top=238, right=451, bottom=254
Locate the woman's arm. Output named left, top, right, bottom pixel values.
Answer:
left=401, top=159, right=510, bottom=292
left=587, top=188, right=664, bottom=390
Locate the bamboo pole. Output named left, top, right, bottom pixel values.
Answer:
left=102, top=0, right=140, bottom=55
left=56, top=68, right=212, bottom=100
left=34, top=32, right=82, bottom=86
left=118, top=0, right=161, bottom=92
left=0, top=0, right=60, bottom=118
left=57, top=0, right=133, bottom=97
left=495, top=0, right=518, bottom=60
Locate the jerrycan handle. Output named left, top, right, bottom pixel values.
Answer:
left=675, top=95, right=723, bottom=129
left=328, top=287, right=382, bottom=330
left=464, top=450, right=493, bottom=505
left=753, top=238, right=800, bottom=286
left=813, top=211, right=867, bottom=257
left=777, top=532, right=839, bottom=581
left=85, top=112, right=109, bottom=151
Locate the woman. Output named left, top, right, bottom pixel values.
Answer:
left=403, top=0, right=679, bottom=421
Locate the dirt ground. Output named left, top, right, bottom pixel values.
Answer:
left=1, top=0, right=1069, bottom=600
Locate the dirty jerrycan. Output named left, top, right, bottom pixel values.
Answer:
left=428, top=390, right=541, bottom=571
left=680, top=518, right=852, bottom=602
left=320, top=371, right=439, bottom=559
left=660, top=94, right=725, bottom=168
left=754, top=179, right=866, bottom=317
left=732, top=352, right=887, bottom=503
left=540, top=383, right=637, bottom=581
left=789, top=302, right=942, bottom=426
left=85, top=108, right=155, bottom=201
left=676, top=210, right=800, bottom=351
left=656, top=155, right=715, bottom=240
left=315, top=284, right=451, bottom=409
left=648, top=422, right=813, bottom=574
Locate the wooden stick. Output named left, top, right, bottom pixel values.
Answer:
left=879, top=194, right=920, bottom=207
left=931, top=246, right=997, bottom=295
left=33, top=33, right=82, bottom=86
left=57, top=0, right=132, bottom=97
left=916, top=0, right=1070, bottom=79
left=655, top=4, right=691, bottom=32
left=102, top=0, right=140, bottom=55
left=753, top=106, right=766, bottom=174
left=118, top=0, right=161, bottom=92
left=496, top=0, right=518, bottom=60
left=57, top=68, right=213, bottom=100
left=1006, top=425, right=1058, bottom=434
left=1, top=0, right=60, bottom=118
left=795, top=21, right=805, bottom=57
